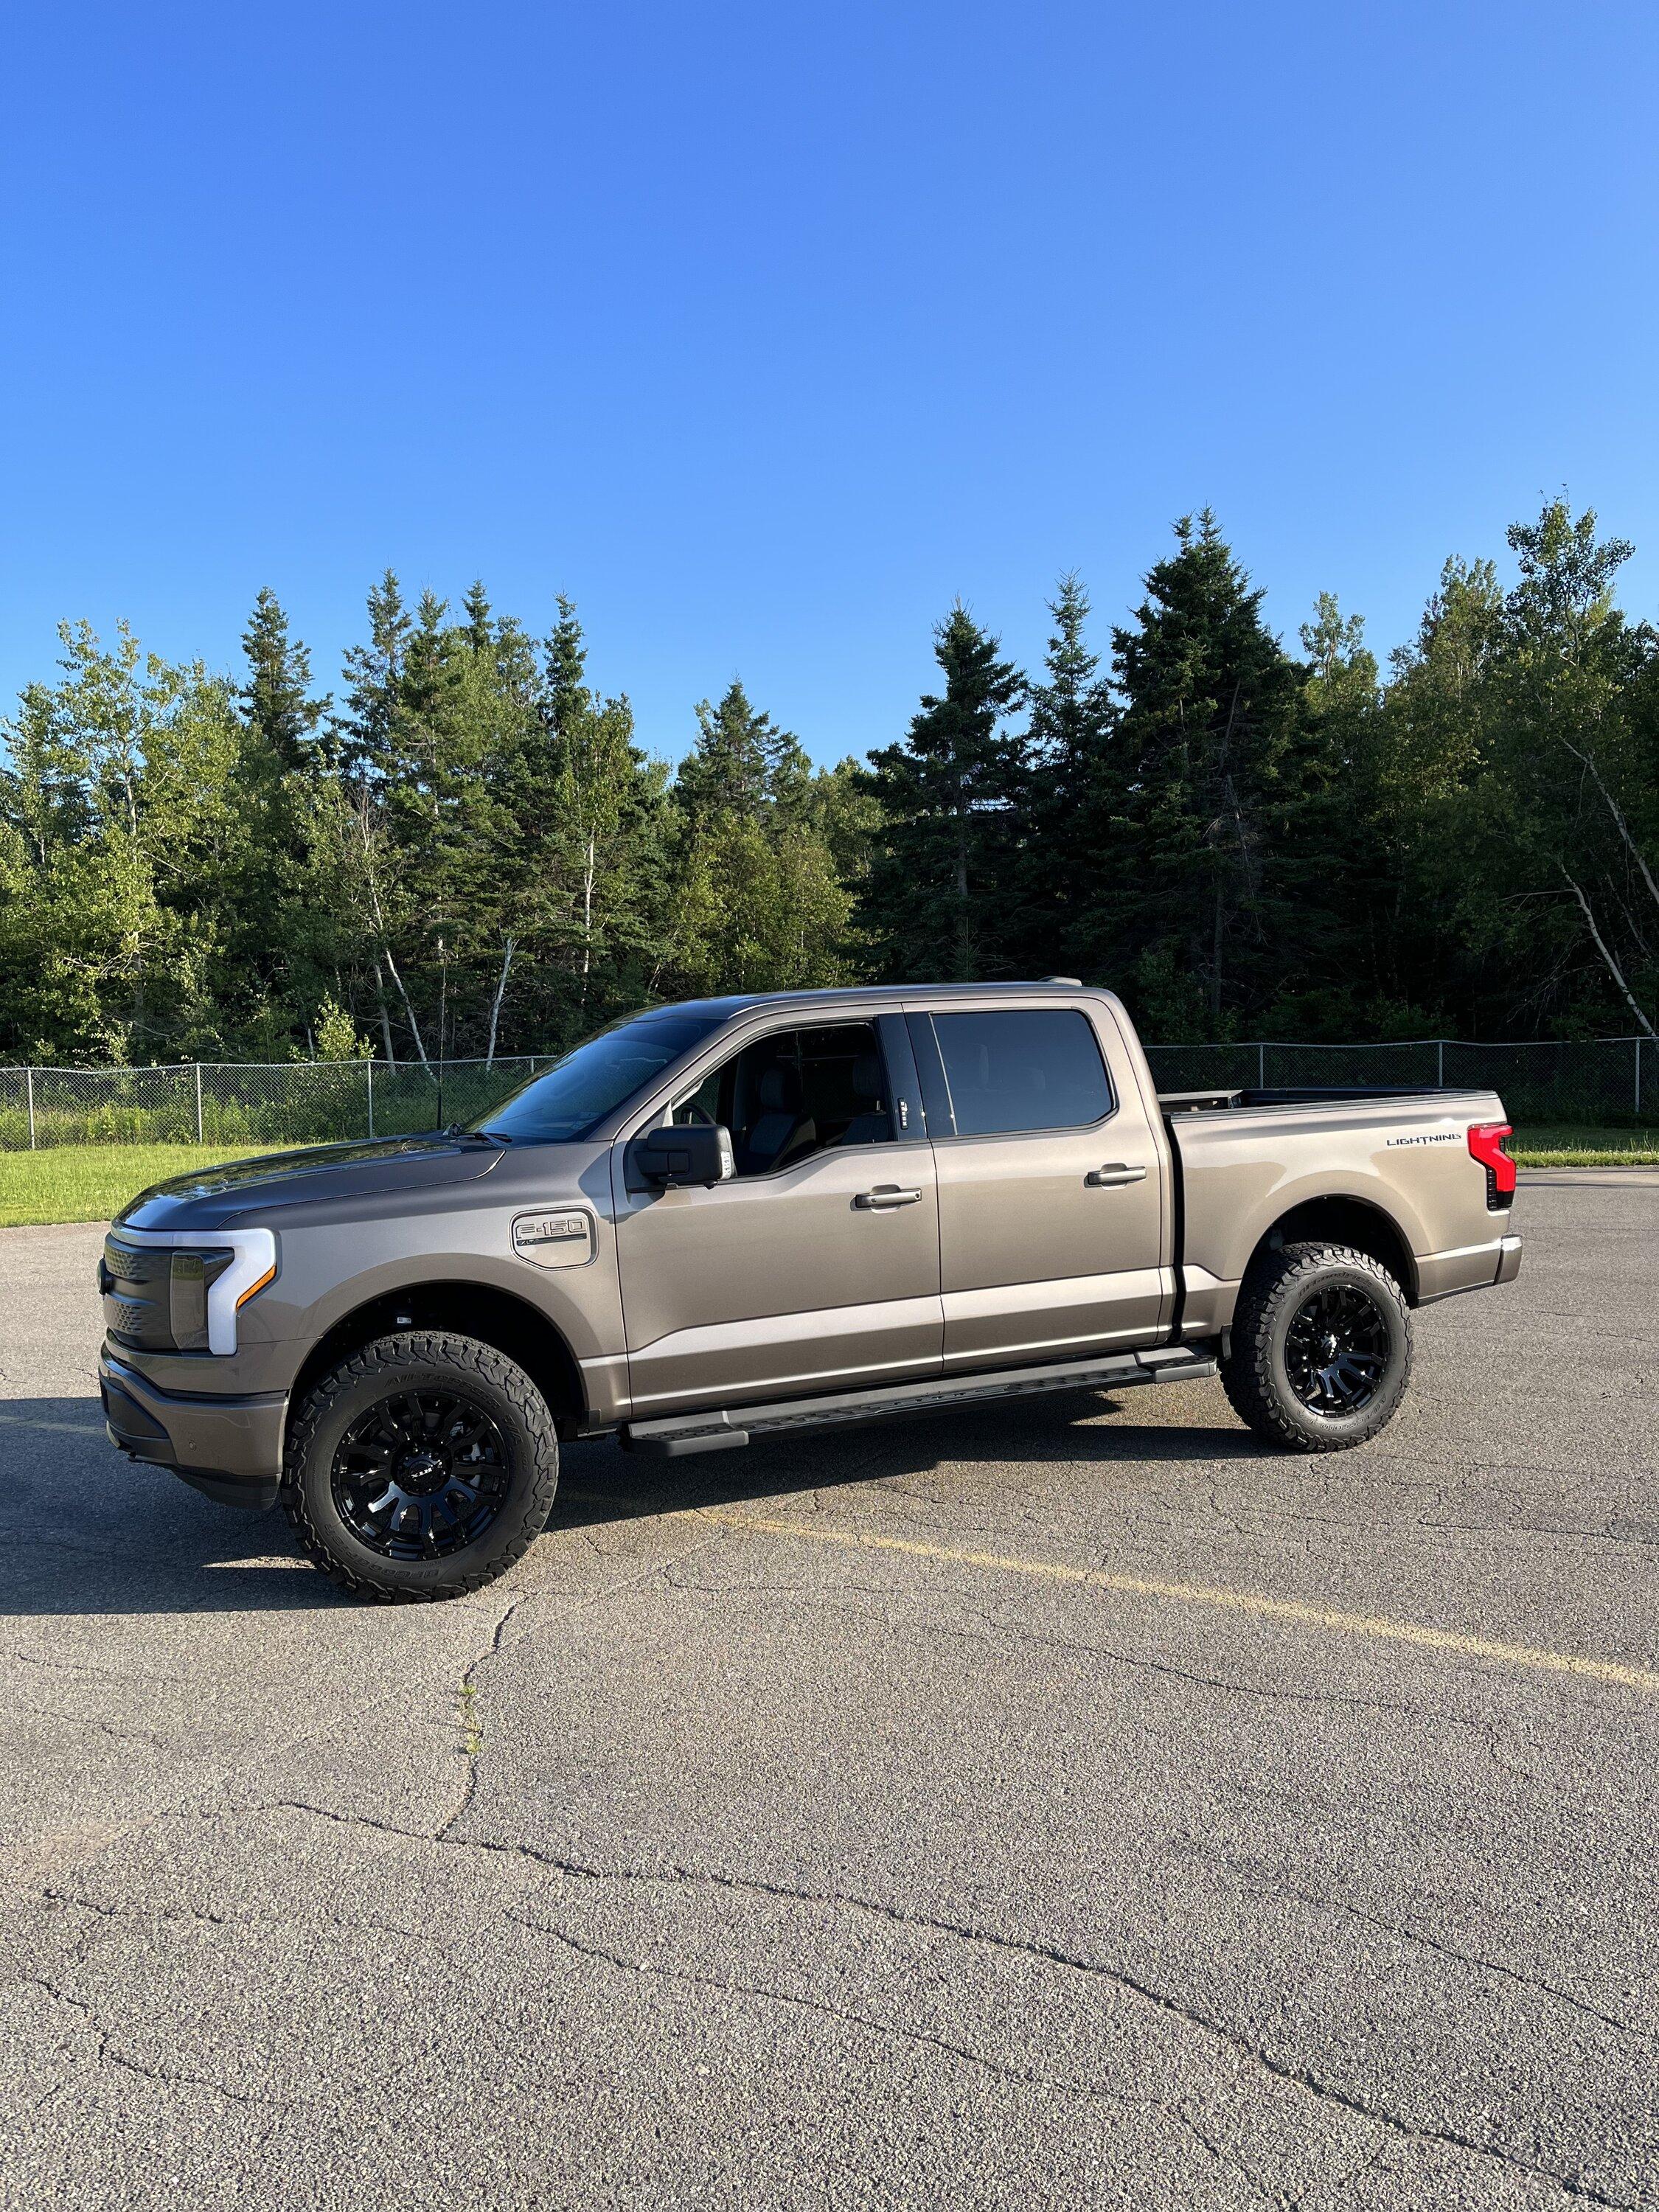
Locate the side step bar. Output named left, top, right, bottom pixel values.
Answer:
left=620, top=1342, right=1220, bottom=1458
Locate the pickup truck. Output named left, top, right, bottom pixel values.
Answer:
left=100, top=982, right=1522, bottom=1601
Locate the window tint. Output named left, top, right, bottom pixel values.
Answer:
left=931, top=1009, right=1111, bottom=1135
left=478, top=1011, right=725, bottom=1141
left=670, top=1021, right=893, bottom=1176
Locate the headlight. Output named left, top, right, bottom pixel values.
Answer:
left=167, top=1249, right=237, bottom=1352
left=102, top=1230, right=276, bottom=1355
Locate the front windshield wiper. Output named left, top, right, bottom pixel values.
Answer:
left=440, top=1123, right=512, bottom=1145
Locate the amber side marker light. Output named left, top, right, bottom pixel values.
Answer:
left=1467, top=1121, right=1517, bottom=1209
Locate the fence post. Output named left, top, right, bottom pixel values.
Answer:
left=26, top=1067, right=35, bottom=1150
left=1257, top=1043, right=1266, bottom=1088
left=194, top=1062, right=204, bottom=1144
left=1437, top=1039, right=1444, bottom=1088
left=1638, top=1036, right=1644, bottom=1117
left=366, top=1059, right=375, bottom=1139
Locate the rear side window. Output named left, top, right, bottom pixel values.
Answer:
left=930, top=1009, right=1112, bottom=1135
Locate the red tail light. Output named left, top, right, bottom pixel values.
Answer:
left=1468, top=1121, right=1516, bottom=1208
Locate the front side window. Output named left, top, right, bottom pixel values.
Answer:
left=670, top=1020, right=894, bottom=1177
left=930, top=1009, right=1112, bottom=1135
left=478, top=1011, right=726, bottom=1142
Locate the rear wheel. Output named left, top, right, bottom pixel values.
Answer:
left=282, top=1332, right=560, bottom=1601
left=1220, top=1241, right=1412, bottom=1453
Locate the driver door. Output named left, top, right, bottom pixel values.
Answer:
left=611, top=1014, right=942, bottom=1415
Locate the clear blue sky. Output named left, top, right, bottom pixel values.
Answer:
left=4, top=1, right=1656, bottom=768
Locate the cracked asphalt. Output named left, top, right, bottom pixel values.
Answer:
left=2, top=1172, right=1657, bottom=2209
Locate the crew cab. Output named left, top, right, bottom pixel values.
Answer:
left=100, top=983, right=1522, bottom=1600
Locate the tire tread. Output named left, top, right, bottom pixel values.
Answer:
left=281, top=1331, right=559, bottom=1602
left=1220, top=1241, right=1412, bottom=1454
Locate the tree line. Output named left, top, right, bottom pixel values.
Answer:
left=3, top=496, right=1657, bottom=1067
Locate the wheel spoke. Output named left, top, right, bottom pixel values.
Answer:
left=331, top=1385, right=512, bottom=1562
left=1284, top=1281, right=1390, bottom=1417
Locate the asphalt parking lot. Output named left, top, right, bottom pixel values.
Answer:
left=1, top=1174, right=1656, bottom=2210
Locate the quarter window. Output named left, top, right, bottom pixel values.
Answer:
left=931, top=1009, right=1112, bottom=1135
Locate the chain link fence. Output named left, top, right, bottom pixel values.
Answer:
left=1140, top=1038, right=1658, bottom=1123
left=0, top=1037, right=1653, bottom=1152
left=0, top=1057, right=555, bottom=1152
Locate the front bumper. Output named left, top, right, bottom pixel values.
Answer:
left=100, top=1347, right=286, bottom=1511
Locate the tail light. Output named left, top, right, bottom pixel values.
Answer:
left=1468, top=1121, right=1515, bottom=1210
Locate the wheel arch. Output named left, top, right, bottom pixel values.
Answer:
left=285, top=1281, right=588, bottom=1444
left=1249, top=1194, right=1420, bottom=1305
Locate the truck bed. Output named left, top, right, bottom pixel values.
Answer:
left=1160, top=1085, right=1516, bottom=1334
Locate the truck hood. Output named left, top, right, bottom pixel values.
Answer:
left=116, top=1135, right=505, bottom=1232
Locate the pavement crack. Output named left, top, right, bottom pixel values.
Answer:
left=262, top=1804, right=1642, bottom=2207
left=1240, top=1876, right=1648, bottom=2045
left=17, top=1974, right=286, bottom=2115
left=504, top=1907, right=1277, bottom=2199
left=436, top=1586, right=526, bottom=1843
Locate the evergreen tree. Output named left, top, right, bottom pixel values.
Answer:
left=239, top=589, right=329, bottom=768
left=337, top=570, right=412, bottom=779
left=860, top=606, right=1028, bottom=981
left=1019, top=574, right=1117, bottom=975
left=543, top=595, right=590, bottom=742
left=1105, top=515, right=1308, bottom=1036
left=674, top=680, right=810, bottom=827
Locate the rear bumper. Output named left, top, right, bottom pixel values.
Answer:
left=100, top=1348, right=285, bottom=1511
left=1416, top=1228, right=1522, bottom=1304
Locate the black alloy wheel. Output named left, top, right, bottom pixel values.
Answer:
left=1283, top=1282, right=1389, bottom=1416
left=1219, top=1240, right=1413, bottom=1453
left=330, top=1386, right=510, bottom=1560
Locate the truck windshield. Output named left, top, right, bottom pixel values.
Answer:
left=473, top=1010, right=725, bottom=1144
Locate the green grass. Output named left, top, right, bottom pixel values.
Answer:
left=0, top=1143, right=257, bottom=1228
left=1511, top=1126, right=1659, bottom=1166
left=1, top=1124, right=1655, bottom=1230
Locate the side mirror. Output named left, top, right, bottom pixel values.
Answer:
left=629, top=1121, right=735, bottom=1190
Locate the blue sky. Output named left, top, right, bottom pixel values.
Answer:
left=4, top=1, right=1656, bottom=767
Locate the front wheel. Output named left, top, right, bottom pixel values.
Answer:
left=1220, top=1242, right=1412, bottom=1453
left=282, top=1331, right=560, bottom=1601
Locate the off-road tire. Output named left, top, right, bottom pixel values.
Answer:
left=282, top=1331, right=559, bottom=1601
left=1220, top=1241, right=1412, bottom=1453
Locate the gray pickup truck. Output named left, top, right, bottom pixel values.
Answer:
left=100, top=982, right=1522, bottom=1601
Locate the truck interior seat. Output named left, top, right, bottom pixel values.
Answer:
left=835, top=1052, right=892, bottom=1146
left=742, top=1063, right=817, bottom=1174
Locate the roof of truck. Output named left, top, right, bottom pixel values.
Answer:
left=649, top=980, right=1093, bottom=1020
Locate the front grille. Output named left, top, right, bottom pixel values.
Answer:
left=100, top=1238, right=175, bottom=1350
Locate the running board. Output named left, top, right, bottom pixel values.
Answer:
left=620, top=1343, right=1220, bottom=1458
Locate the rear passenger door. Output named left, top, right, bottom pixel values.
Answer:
left=908, top=999, right=1167, bottom=1370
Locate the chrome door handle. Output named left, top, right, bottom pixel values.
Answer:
left=855, top=1186, right=922, bottom=1209
left=1085, top=1164, right=1147, bottom=1188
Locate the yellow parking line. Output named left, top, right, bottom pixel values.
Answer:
left=706, top=1510, right=1659, bottom=1694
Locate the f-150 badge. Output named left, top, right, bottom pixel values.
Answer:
left=511, top=1211, right=595, bottom=1267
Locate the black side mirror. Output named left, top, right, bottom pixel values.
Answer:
left=629, top=1122, right=735, bottom=1190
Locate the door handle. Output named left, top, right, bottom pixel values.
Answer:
left=1085, top=1164, right=1147, bottom=1188
left=855, top=1186, right=922, bottom=1210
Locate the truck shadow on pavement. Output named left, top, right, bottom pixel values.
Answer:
left=548, top=1383, right=1265, bottom=1538
left=2, top=1385, right=1259, bottom=1615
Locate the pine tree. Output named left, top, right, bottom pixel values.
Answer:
left=543, top=594, right=590, bottom=743
left=859, top=605, right=1028, bottom=981
left=1019, top=574, right=1116, bottom=975
left=674, top=680, right=810, bottom=827
left=1105, top=515, right=1307, bottom=1035
left=338, top=571, right=412, bottom=779
left=239, top=589, right=329, bottom=768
